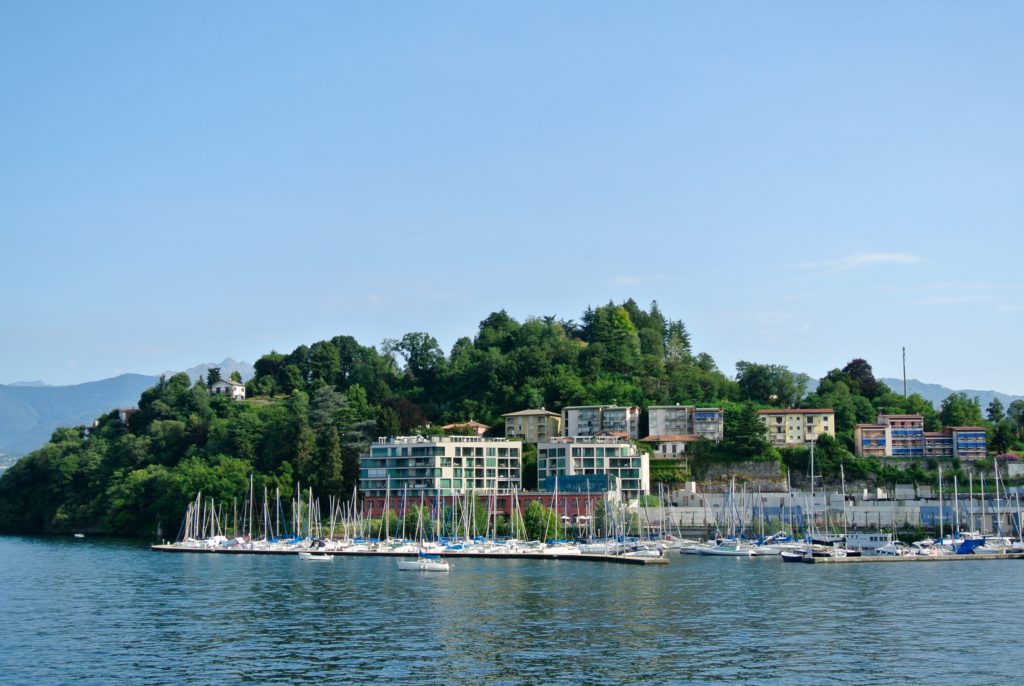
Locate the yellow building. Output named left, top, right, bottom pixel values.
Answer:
left=501, top=408, right=562, bottom=443
left=757, top=408, right=835, bottom=447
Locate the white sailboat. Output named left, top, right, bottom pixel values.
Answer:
left=397, top=552, right=450, bottom=572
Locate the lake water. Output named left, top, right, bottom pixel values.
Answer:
left=1, top=536, right=1023, bottom=685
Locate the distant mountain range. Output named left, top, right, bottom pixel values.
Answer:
left=0, top=358, right=253, bottom=460
left=166, top=358, right=255, bottom=386
left=878, top=378, right=1024, bottom=411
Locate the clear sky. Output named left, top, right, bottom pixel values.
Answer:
left=2, top=3, right=1022, bottom=393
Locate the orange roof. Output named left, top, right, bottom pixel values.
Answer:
left=949, top=426, right=986, bottom=431
left=441, top=421, right=490, bottom=430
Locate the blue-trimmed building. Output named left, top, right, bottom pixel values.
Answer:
left=854, top=414, right=987, bottom=462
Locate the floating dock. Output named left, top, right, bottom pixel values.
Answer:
left=149, top=544, right=669, bottom=565
left=802, top=552, right=1024, bottom=564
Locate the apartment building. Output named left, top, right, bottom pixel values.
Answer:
left=561, top=405, right=641, bottom=439
left=647, top=405, right=724, bottom=442
left=883, top=414, right=925, bottom=458
left=758, top=409, right=836, bottom=447
left=359, top=435, right=522, bottom=499
left=854, top=414, right=988, bottom=462
left=853, top=423, right=890, bottom=458
left=501, top=408, right=561, bottom=443
left=950, top=427, right=987, bottom=461
left=537, top=436, right=649, bottom=501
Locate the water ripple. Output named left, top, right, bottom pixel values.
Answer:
left=1, top=538, right=1023, bottom=685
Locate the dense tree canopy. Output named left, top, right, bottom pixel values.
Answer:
left=2, top=299, right=1018, bottom=536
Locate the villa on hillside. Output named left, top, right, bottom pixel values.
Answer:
left=210, top=379, right=246, bottom=400
left=441, top=421, right=490, bottom=437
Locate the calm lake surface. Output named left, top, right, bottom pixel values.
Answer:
left=2, top=536, right=1023, bottom=685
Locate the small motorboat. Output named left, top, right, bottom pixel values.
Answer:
left=298, top=552, right=333, bottom=562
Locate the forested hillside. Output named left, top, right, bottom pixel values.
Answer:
left=2, top=300, right=1020, bottom=536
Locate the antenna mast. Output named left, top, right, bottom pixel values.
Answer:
left=902, top=347, right=907, bottom=399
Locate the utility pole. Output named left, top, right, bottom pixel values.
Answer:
left=902, top=346, right=907, bottom=399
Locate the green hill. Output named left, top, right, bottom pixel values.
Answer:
left=2, top=300, right=1019, bottom=537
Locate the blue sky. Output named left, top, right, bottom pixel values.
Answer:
left=2, top=3, right=1023, bottom=393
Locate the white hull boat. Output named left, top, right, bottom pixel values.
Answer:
left=397, top=555, right=450, bottom=572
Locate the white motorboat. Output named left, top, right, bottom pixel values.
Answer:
left=874, top=541, right=915, bottom=557
left=298, top=552, right=333, bottom=562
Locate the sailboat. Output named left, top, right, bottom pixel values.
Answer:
left=697, top=478, right=756, bottom=557
left=397, top=497, right=451, bottom=572
left=397, top=551, right=450, bottom=572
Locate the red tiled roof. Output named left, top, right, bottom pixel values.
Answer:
left=442, top=421, right=490, bottom=430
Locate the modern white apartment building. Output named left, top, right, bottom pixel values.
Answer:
left=359, top=435, right=522, bottom=499
left=537, top=436, right=649, bottom=501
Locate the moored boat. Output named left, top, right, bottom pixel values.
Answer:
left=397, top=552, right=450, bottom=572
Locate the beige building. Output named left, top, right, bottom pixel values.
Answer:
left=758, top=408, right=835, bottom=447
left=502, top=409, right=561, bottom=443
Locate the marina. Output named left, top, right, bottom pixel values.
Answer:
left=150, top=542, right=670, bottom=565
